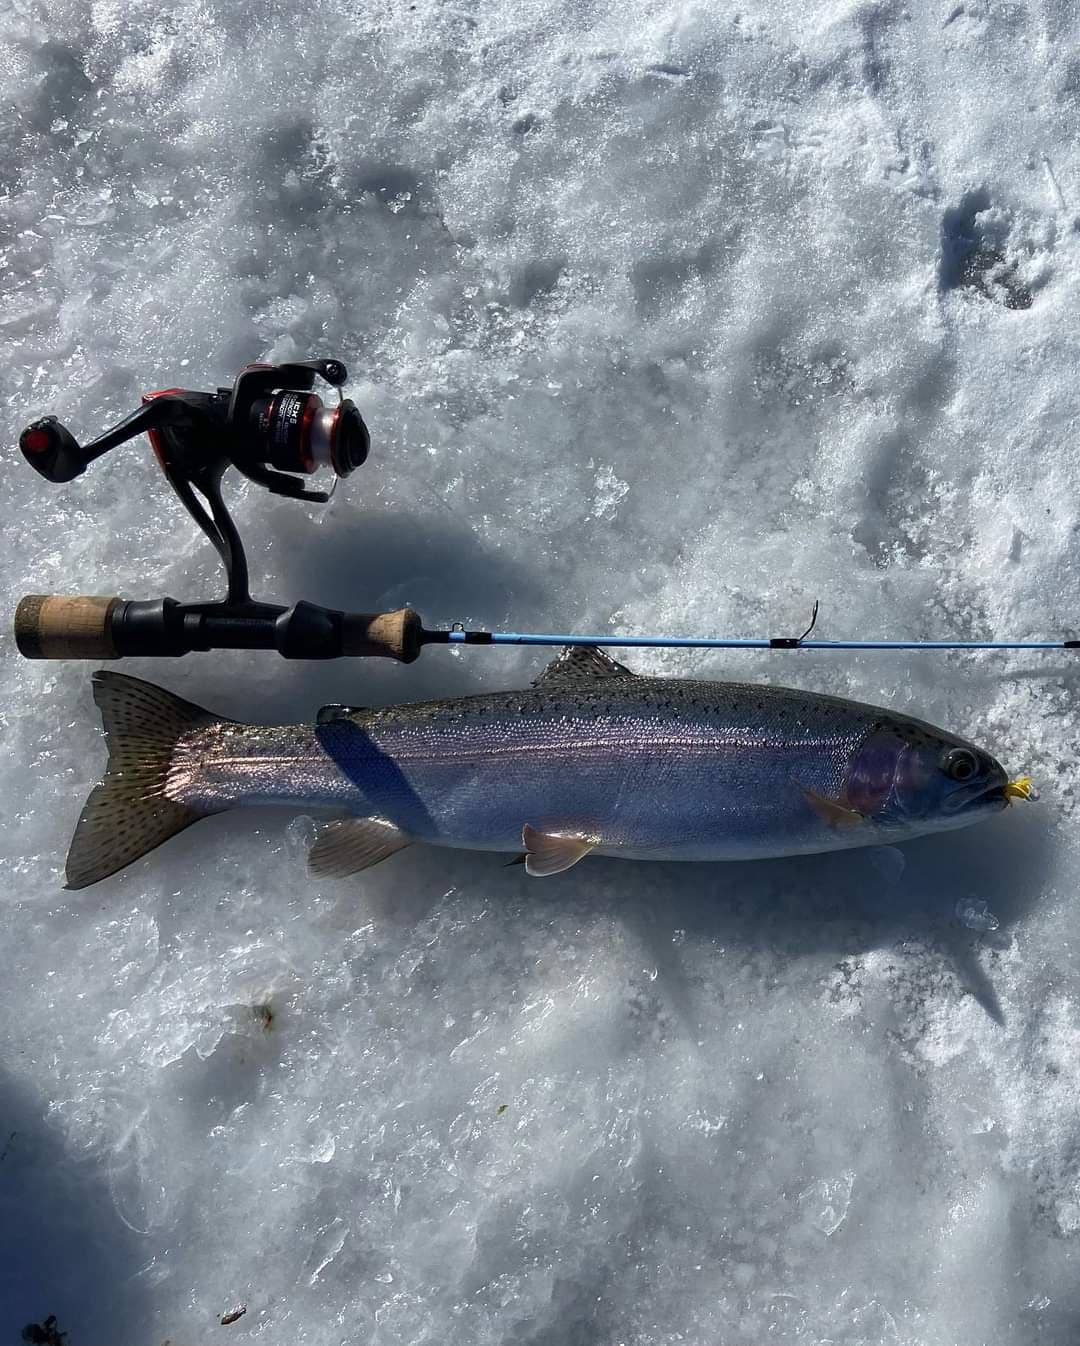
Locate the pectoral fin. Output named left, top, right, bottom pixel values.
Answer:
left=868, top=845, right=906, bottom=884
left=521, top=824, right=597, bottom=876
left=308, top=817, right=411, bottom=878
left=801, top=785, right=864, bottom=828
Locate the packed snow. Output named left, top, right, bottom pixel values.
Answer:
left=2, top=0, right=1080, bottom=1341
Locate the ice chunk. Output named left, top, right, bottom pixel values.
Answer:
left=798, top=1170, right=856, bottom=1236
left=956, top=898, right=1000, bottom=932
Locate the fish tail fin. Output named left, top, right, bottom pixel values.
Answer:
left=65, top=671, right=223, bottom=890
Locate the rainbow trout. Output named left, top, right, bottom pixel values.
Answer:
left=64, top=648, right=1033, bottom=888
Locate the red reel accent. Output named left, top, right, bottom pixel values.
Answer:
left=141, top=389, right=186, bottom=469
left=22, top=428, right=51, bottom=454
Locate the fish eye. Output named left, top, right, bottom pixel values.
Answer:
left=941, top=747, right=979, bottom=782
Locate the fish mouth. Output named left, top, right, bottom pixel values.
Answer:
left=944, top=776, right=1011, bottom=814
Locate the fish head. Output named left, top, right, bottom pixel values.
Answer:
left=845, top=721, right=1010, bottom=833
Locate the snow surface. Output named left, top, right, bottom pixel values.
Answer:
left=2, top=0, right=1080, bottom=1341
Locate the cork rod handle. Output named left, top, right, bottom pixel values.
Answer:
left=340, top=608, right=424, bottom=662
left=14, top=595, right=121, bottom=660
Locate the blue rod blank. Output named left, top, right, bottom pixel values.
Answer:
left=444, top=630, right=1069, bottom=652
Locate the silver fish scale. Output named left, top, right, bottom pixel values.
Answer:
left=172, top=679, right=926, bottom=861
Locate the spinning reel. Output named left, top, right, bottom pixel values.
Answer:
left=15, top=359, right=426, bottom=661
left=21, top=359, right=367, bottom=498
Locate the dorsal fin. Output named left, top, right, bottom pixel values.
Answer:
left=532, top=645, right=636, bottom=687
left=317, top=704, right=370, bottom=725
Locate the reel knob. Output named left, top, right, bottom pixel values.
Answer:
left=20, top=417, right=88, bottom=483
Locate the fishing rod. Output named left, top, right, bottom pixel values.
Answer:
left=14, top=356, right=1079, bottom=663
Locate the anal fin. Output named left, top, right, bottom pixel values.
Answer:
left=521, top=824, right=597, bottom=876
left=308, top=817, right=410, bottom=878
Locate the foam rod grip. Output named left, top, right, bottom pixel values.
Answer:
left=15, top=595, right=121, bottom=660
left=340, top=608, right=424, bottom=662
